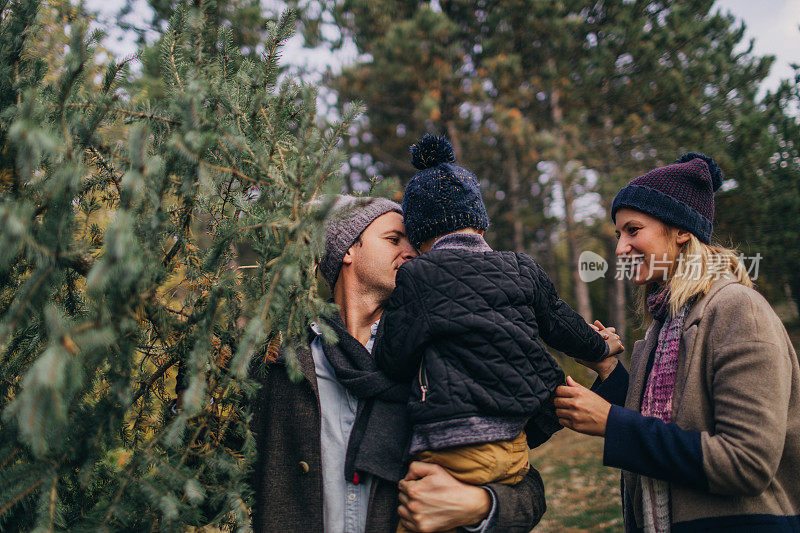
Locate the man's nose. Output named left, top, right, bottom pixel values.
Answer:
left=401, top=242, right=418, bottom=260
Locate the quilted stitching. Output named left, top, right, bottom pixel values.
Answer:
left=374, top=249, right=607, bottom=425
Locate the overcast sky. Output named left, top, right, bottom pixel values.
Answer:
left=715, top=0, right=800, bottom=91
left=88, top=0, right=800, bottom=93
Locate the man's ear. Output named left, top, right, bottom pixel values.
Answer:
left=676, top=229, right=691, bottom=246
left=342, top=245, right=356, bottom=265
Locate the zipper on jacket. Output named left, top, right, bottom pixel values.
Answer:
left=417, top=357, right=429, bottom=402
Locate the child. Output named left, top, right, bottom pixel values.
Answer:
left=373, top=135, right=622, bottom=530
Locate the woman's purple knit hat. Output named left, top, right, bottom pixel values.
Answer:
left=611, top=152, right=723, bottom=244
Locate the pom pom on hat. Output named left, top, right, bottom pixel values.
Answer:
left=403, top=134, right=488, bottom=247
left=410, top=134, right=456, bottom=170
left=675, top=152, right=723, bottom=191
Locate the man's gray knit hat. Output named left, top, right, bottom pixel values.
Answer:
left=318, top=195, right=402, bottom=289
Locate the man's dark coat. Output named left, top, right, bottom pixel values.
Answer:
left=249, top=345, right=548, bottom=532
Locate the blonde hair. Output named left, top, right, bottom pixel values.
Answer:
left=638, top=232, right=752, bottom=323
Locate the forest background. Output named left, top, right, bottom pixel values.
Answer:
left=0, top=0, right=798, bottom=530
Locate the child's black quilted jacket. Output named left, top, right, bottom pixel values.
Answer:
left=374, top=249, right=608, bottom=426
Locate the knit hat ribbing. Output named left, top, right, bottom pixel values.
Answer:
left=402, top=135, right=489, bottom=248
left=611, top=152, right=723, bottom=244
left=318, top=195, right=402, bottom=289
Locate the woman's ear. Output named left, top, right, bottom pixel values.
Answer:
left=676, top=229, right=691, bottom=246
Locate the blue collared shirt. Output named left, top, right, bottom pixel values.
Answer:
left=310, top=320, right=378, bottom=533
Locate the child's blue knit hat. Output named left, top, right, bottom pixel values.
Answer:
left=402, top=134, right=489, bottom=248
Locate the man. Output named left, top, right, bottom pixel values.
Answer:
left=249, top=196, right=546, bottom=532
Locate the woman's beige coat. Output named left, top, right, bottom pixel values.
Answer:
left=623, top=277, right=800, bottom=526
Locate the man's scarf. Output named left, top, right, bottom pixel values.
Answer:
left=320, top=313, right=411, bottom=483
left=638, top=289, right=692, bottom=533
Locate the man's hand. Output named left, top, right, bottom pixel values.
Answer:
left=397, top=461, right=491, bottom=532
left=554, top=376, right=612, bottom=436
left=574, top=355, right=619, bottom=382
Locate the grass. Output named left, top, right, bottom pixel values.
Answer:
left=530, top=429, right=623, bottom=532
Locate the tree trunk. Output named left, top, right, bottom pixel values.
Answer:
left=563, top=184, right=592, bottom=319
left=507, top=150, right=526, bottom=252
left=786, top=280, right=800, bottom=319
left=606, top=234, right=627, bottom=339
left=541, top=224, right=559, bottom=289
left=445, top=119, right=464, bottom=162
left=551, top=81, right=592, bottom=319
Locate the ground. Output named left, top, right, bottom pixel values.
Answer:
left=530, top=429, right=623, bottom=532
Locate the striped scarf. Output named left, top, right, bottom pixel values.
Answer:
left=639, top=289, right=691, bottom=533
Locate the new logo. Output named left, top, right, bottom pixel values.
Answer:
left=578, top=250, right=608, bottom=283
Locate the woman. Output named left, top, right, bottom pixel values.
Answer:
left=554, top=153, right=800, bottom=532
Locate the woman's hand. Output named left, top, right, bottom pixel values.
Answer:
left=554, top=376, right=612, bottom=436
left=397, top=461, right=491, bottom=532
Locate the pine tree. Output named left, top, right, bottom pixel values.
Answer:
left=0, top=0, right=357, bottom=529
left=758, top=73, right=800, bottom=309
left=722, top=68, right=800, bottom=309
left=130, top=0, right=270, bottom=56
left=123, top=0, right=274, bottom=103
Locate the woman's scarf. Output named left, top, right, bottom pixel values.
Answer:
left=638, top=288, right=691, bottom=533
left=320, top=312, right=412, bottom=483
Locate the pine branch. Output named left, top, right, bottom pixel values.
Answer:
left=66, top=103, right=179, bottom=126
left=0, top=448, right=19, bottom=471
left=59, top=252, right=95, bottom=277
left=130, top=356, right=178, bottom=406
left=200, top=160, right=257, bottom=184
left=87, top=145, right=123, bottom=196
left=46, top=473, right=57, bottom=530
left=0, top=478, right=43, bottom=517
